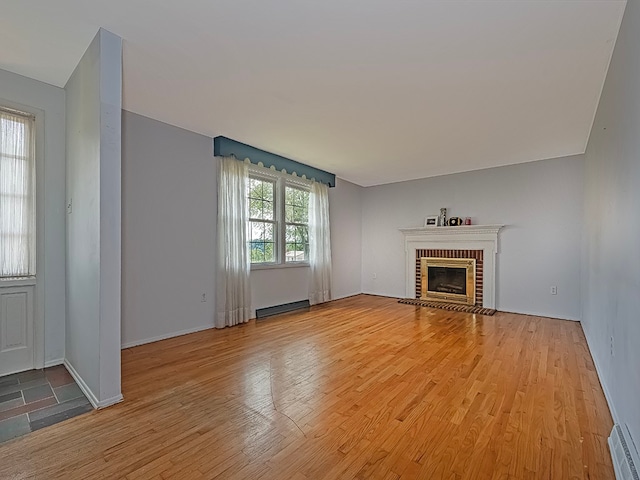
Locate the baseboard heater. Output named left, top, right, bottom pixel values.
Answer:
left=610, top=424, right=639, bottom=480
left=256, top=300, right=310, bottom=319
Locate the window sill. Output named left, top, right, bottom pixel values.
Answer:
left=251, top=262, right=310, bottom=271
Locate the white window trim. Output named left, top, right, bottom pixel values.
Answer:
left=248, top=164, right=312, bottom=270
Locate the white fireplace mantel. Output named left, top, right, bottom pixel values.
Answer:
left=399, top=225, right=504, bottom=309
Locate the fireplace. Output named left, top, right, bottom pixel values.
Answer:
left=421, top=257, right=476, bottom=305
left=400, top=224, right=503, bottom=309
left=414, top=249, right=483, bottom=306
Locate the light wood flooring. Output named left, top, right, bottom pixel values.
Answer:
left=0, top=295, right=614, bottom=479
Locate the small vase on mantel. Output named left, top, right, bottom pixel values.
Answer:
left=439, top=208, right=447, bottom=227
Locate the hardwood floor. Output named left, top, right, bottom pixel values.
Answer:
left=0, top=295, right=614, bottom=479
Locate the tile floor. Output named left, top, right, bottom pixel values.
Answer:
left=0, top=365, right=92, bottom=444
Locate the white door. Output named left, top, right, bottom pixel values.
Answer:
left=0, top=286, right=34, bottom=376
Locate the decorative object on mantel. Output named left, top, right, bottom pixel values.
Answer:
left=398, top=298, right=496, bottom=315
left=448, top=216, right=463, bottom=226
left=424, top=215, right=439, bottom=227
left=439, top=207, right=447, bottom=227
left=465, top=217, right=471, bottom=225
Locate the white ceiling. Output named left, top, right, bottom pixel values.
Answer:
left=1, top=1, right=626, bottom=186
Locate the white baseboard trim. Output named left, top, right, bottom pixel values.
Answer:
left=44, top=358, right=64, bottom=368
left=63, top=359, right=98, bottom=409
left=496, top=309, right=580, bottom=322
left=63, top=359, right=124, bottom=410
left=95, top=393, right=124, bottom=409
left=121, top=324, right=214, bottom=349
left=331, top=292, right=363, bottom=301
left=581, top=322, right=619, bottom=424
left=361, top=292, right=401, bottom=299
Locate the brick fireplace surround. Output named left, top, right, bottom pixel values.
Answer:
left=415, top=249, right=483, bottom=306
left=399, top=225, right=504, bottom=309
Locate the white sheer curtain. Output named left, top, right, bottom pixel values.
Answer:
left=308, top=181, right=332, bottom=305
left=0, top=109, right=36, bottom=278
left=216, top=157, right=251, bottom=327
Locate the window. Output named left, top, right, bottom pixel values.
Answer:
left=284, top=186, right=309, bottom=262
left=248, top=176, right=276, bottom=263
left=0, top=108, right=36, bottom=278
left=247, top=167, right=310, bottom=266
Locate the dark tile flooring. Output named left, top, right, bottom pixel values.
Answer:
left=0, top=365, right=92, bottom=444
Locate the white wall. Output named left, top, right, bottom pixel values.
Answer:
left=582, top=0, right=639, bottom=455
left=65, top=29, right=122, bottom=407
left=121, top=111, right=217, bottom=347
left=0, top=68, right=66, bottom=365
left=361, top=156, right=584, bottom=320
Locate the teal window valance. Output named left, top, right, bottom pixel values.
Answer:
left=213, top=136, right=335, bottom=187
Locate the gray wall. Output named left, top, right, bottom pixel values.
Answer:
left=122, top=111, right=217, bottom=347
left=121, top=111, right=363, bottom=346
left=361, top=156, right=584, bottom=320
left=582, top=0, right=639, bottom=454
left=65, top=29, right=122, bottom=406
left=0, top=68, right=67, bottom=365
left=329, top=177, right=363, bottom=299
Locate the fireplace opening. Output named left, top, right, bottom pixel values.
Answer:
left=428, top=267, right=467, bottom=295
left=420, top=257, right=476, bottom=305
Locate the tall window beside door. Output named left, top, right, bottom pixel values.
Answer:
left=247, top=168, right=310, bottom=266
left=0, top=108, right=36, bottom=277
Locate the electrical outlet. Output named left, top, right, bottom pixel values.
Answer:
left=66, top=199, right=72, bottom=214
left=201, top=293, right=206, bottom=302
left=373, top=273, right=377, bottom=279
left=610, top=336, right=614, bottom=356
left=550, top=286, right=557, bottom=295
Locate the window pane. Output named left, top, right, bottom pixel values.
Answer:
left=262, top=199, right=274, bottom=220
left=1, top=119, right=27, bottom=159
left=285, top=186, right=309, bottom=223
left=261, top=180, right=274, bottom=221
left=285, top=224, right=308, bottom=262
left=262, top=181, right=274, bottom=202
left=0, top=110, right=34, bottom=277
left=263, top=242, right=275, bottom=263
left=297, top=225, right=308, bottom=245
left=1, top=156, right=29, bottom=196
left=284, top=186, right=309, bottom=263
left=249, top=197, right=261, bottom=219
left=285, top=224, right=295, bottom=243
left=1, top=197, right=26, bottom=235
left=295, top=206, right=307, bottom=223
left=248, top=178, right=262, bottom=199
left=249, top=220, right=275, bottom=263
left=248, top=177, right=275, bottom=221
